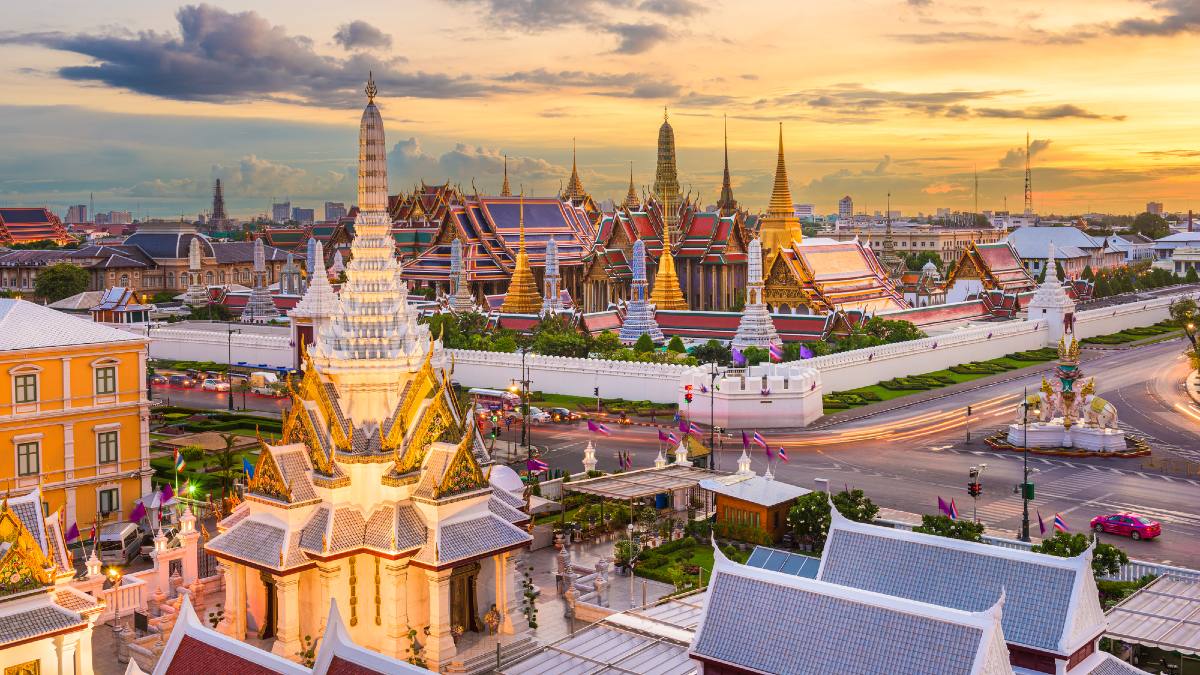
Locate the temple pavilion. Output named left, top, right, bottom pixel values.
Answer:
left=206, top=75, right=533, bottom=672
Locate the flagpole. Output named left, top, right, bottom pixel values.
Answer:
left=1020, top=386, right=1031, bottom=543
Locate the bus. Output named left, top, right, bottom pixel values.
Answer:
left=468, top=388, right=521, bottom=413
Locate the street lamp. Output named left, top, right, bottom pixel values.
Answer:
left=1018, top=388, right=1034, bottom=542
left=967, top=464, right=987, bottom=523
left=708, top=360, right=719, bottom=470
left=226, top=326, right=242, bottom=411
left=510, top=347, right=532, bottom=465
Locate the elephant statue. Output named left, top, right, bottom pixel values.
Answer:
left=1082, top=394, right=1119, bottom=430
left=1017, top=390, right=1056, bottom=424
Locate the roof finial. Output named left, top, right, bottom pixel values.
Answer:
left=664, top=105, right=669, bottom=122
left=519, top=188, right=525, bottom=251
left=501, top=154, right=511, bottom=196
left=365, top=71, right=377, bottom=103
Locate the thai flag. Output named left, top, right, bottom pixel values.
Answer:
left=777, top=447, right=788, bottom=462
left=65, top=523, right=79, bottom=542
left=948, top=499, right=959, bottom=520
left=687, top=421, right=703, bottom=437
left=88, top=522, right=97, bottom=543
left=751, top=431, right=768, bottom=449
left=667, top=432, right=679, bottom=445
left=173, top=448, right=186, bottom=472
left=1053, top=513, right=1069, bottom=532
left=526, top=457, right=549, bottom=474
left=769, top=343, right=784, bottom=363
left=732, top=347, right=746, bottom=366
left=624, top=452, right=634, bottom=470
left=587, top=420, right=611, bottom=436
left=1037, top=509, right=1047, bottom=536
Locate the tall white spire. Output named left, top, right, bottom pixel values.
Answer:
left=311, top=75, right=434, bottom=426
left=732, top=237, right=781, bottom=351
left=241, top=238, right=279, bottom=323
left=541, top=237, right=564, bottom=314
left=618, top=239, right=664, bottom=344
left=183, top=237, right=208, bottom=307
left=449, top=238, right=475, bottom=313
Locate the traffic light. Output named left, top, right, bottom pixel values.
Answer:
left=966, top=405, right=972, bottom=416
left=967, top=482, right=982, bottom=497
left=684, top=384, right=694, bottom=403
left=594, top=387, right=600, bottom=397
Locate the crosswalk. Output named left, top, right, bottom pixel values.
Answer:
left=951, top=448, right=1200, bottom=486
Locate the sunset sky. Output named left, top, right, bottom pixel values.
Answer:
left=2, top=0, right=1199, bottom=218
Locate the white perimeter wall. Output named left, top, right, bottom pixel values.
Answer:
left=446, top=350, right=689, bottom=403
left=802, top=290, right=1198, bottom=392
left=127, top=325, right=294, bottom=369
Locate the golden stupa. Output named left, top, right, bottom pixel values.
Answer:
left=649, top=241, right=688, bottom=310
left=758, top=122, right=802, bottom=259
left=500, top=194, right=543, bottom=314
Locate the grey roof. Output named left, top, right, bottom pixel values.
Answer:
left=275, top=448, right=318, bottom=503
left=699, top=474, right=810, bottom=507
left=0, top=299, right=145, bottom=351
left=489, top=495, right=528, bottom=524
left=394, top=503, right=427, bottom=551
left=437, top=514, right=529, bottom=564
left=1105, top=575, right=1200, bottom=656
left=206, top=518, right=287, bottom=568
left=493, top=487, right=526, bottom=509
left=330, top=507, right=366, bottom=552
left=48, top=290, right=105, bottom=311
left=817, top=516, right=1097, bottom=653
left=0, top=603, right=84, bottom=647
left=692, top=568, right=993, bottom=675
left=299, top=506, right=330, bottom=552
left=1085, top=654, right=1151, bottom=675
left=212, top=241, right=289, bottom=264
left=503, top=624, right=694, bottom=675
left=1152, top=232, right=1200, bottom=249
left=363, top=506, right=394, bottom=549
left=123, top=228, right=213, bottom=259
left=1005, top=226, right=1101, bottom=260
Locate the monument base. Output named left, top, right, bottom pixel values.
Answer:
left=1006, top=418, right=1126, bottom=453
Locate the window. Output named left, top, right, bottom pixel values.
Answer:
left=14, top=373, right=37, bottom=404
left=98, top=488, right=119, bottom=516
left=17, top=441, right=39, bottom=476
left=95, top=366, right=117, bottom=396
left=97, top=430, right=119, bottom=464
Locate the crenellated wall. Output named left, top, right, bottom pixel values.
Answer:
left=446, top=349, right=691, bottom=403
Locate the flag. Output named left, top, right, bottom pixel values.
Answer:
left=128, top=501, right=147, bottom=524
left=173, top=448, right=186, bottom=472
left=765, top=445, right=774, bottom=460
left=65, top=523, right=79, bottom=542
left=769, top=343, right=784, bottom=363
left=700, top=383, right=708, bottom=394
left=687, top=421, right=703, bottom=437
left=88, top=522, right=97, bottom=543
left=777, top=447, right=788, bottom=462
left=526, top=457, right=549, bottom=474
left=732, top=347, right=746, bottom=366
left=948, top=499, right=959, bottom=520
left=799, top=345, right=813, bottom=359
left=741, top=431, right=749, bottom=450
left=587, top=420, right=611, bottom=436
left=623, top=451, right=633, bottom=470
left=243, top=457, right=256, bottom=479
left=658, top=429, right=670, bottom=443
left=937, top=496, right=951, bottom=517
left=751, top=431, right=768, bottom=449
left=667, top=432, right=679, bottom=444
left=1053, top=513, right=1069, bottom=533
left=1037, top=509, right=1047, bottom=536
left=160, top=483, right=174, bottom=504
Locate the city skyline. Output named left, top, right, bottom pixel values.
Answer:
left=3, top=0, right=1199, bottom=216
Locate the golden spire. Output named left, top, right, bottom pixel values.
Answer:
left=654, top=107, right=683, bottom=244
left=500, top=154, right=511, bottom=196
left=649, top=239, right=688, bottom=310
left=563, top=138, right=587, bottom=201
left=717, top=114, right=737, bottom=214
left=624, top=161, right=640, bottom=210
left=500, top=191, right=543, bottom=314
left=365, top=70, right=377, bottom=103
left=759, top=122, right=802, bottom=257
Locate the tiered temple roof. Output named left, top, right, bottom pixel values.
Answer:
left=946, top=241, right=1039, bottom=296
left=0, top=207, right=73, bottom=246
left=765, top=238, right=907, bottom=314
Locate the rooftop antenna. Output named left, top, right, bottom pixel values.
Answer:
left=1023, top=131, right=1033, bottom=215
left=973, top=165, right=978, bottom=215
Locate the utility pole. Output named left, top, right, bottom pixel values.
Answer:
left=709, top=361, right=718, bottom=471
left=1019, top=387, right=1033, bottom=542
left=226, top=326, right=242, bottom=411
left=1024, top=131, right=1033, bottom=215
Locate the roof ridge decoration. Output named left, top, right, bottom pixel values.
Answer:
left=624, top=161, right=640, bottom=210
left=435, top=427, right=487, bottom=499
left=500, top=154, right=512, bottom=196
left=563, top=138, right=588, bottom=201
left=248, top=445, right=294, bottom=503
left=0, top=497, right=54, bottom=597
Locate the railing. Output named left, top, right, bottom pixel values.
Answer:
left=875, top=518, right=1200, bottom=583
left=198, top=546, right=219, bottom=579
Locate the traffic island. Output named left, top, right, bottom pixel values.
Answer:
left=982, top=431, right=1151, bottom=458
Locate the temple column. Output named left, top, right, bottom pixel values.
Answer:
left=381, top=561, right=410, bottom=659
left=425, top=568, right=456, bottom=671
left=506, top=550, right=529, bottom=633
left=219, top=562, right=246, bottom=638
left=270, top=576, right=301, bottom=659
left=317, top=563, right=341, bottom=634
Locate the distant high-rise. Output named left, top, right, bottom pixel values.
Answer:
left=1023, top=132, right=1033, bottom=216
left=291, top=207, right=315, bottom=225
left=211, top=179, right=227, bottom=223
left=653, top=108, right=683, bottom=243
left=838, top=196, right=853, bottom=220
left=794, top=204, right=815, bottom=220
left=65, top=204, right=88, bottom=223
left=1146, top=201, right=1164, bottom=216
left=324, top=201, right=347, bottom=221
left=272, top=201, right=291, bottom=223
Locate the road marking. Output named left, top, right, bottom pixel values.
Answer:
left=1086, top=465, right=1101, bottom=471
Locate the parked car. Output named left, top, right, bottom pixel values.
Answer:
left=527, top=406, right=551, bottom=424
left=547, top=407, right=579, bottom=422
left=1090, top=513, right=1161, bottom=540
left=140, top=526, right=179, bottom=560
left=150, top=374, right=168, bottom=385
left=201, top=378, right=231, bottom=392
left=167, top=374, right=195, bottom=388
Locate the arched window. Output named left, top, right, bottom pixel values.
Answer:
left=205, top=271, right=214, bottom=284
left=119, top=274, right=129, bottom=287
left=166, top=272, right=175, bottom=288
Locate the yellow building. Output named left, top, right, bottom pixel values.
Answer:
left=0, top=299, right=151, bottom=535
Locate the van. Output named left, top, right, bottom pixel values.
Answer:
left=167, top=374, right=195, bottom=388
left=98, top=522, right=142, bottom=566
left=248, top=371, right=279, bottom=388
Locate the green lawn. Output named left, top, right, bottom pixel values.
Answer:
left=636, top=540, right=755, bottom=590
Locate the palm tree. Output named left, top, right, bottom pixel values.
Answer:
left=213, top=433, right=239, bottom=500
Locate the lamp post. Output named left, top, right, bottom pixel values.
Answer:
left=1185, top=323, right=1198, bottom=371
left=226, top=326, right=242, bottom=411
left=708, top=360, right=718, bottom=470
left=510, top=347, right=532, bottom=465
left=1019, top=388, right=1032, bottom=542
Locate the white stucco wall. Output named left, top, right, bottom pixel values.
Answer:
left=446, top=350, right=689, bottom=404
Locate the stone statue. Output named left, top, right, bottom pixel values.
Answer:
left=1082, top=393, right=1119, bottom=430
left=1016, top=380, right=1057, bottom=424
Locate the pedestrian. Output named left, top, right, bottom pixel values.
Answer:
left=505, top=416, right=513, bottom=432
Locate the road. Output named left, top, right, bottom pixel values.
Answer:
left=150, top=383, right=287, bottom=414
left=524, top=337, right=1200, bottom=568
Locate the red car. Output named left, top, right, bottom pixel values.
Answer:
left=1090, top=513, right=1161, bottom=540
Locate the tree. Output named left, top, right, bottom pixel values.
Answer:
left=33, top=263, right=89, bottom=302
left=633, top=334, right=656, bottom=353
left=667, top=335, right=686, bottom=353
left=832, top=489, right=879, bottom=523
left=1081, top=265, right=1095, bottom=281
left=213, top=433, right=240, bottom=499
left=1187, top=267, right=1199, bottom=284
left=861, top=317, right=925, bottom=343
left=905, top=251, right=943, bottom=272
left=787, top=489, right=878, bottom=551
left=1169, top=298, right=1198, bottom=326
left=690, top=339, right=731, bottom=366
left=189, top=303, right=233, bottom=321
left=1032, top=531, right=1128, bottom=578
left=591, top=331, right=622, bottom=358
left=914, top=515, right=985, bottom=542
left=1055, top=259, right=1066, bottom=280
left=1130, top=212, right=1170, bottom=240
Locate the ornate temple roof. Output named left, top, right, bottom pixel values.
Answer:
left=499, top=197, right=543, bottom=313
left=0, top=207, right=73, bottom=245
left=765, top=238, right=908, bottom=314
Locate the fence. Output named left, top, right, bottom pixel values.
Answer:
left=877, top=518, right=1200, bottom=583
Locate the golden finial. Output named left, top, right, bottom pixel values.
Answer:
left=663, top=106, right=669, bottom=122
left=365, top=71, right=377, bottom=103
left=519, top=188, right=525, bottom=251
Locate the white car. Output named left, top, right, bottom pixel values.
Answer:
left=201, top=378, right=231, bottom=392
left=528, top=407, right=551, bottom=424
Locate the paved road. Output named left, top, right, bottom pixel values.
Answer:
left=526, top=338, right=1200, bottom=568
left=150, top=384, right=287, bottom=415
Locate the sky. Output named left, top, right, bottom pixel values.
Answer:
left=2, top=0, right=1199, bottom=219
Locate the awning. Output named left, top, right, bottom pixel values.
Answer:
left=1106, top=576, right=1200, bottom=656
left=563, top=465, right=722, bottom=501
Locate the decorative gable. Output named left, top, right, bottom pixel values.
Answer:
left=0, top=502, right=52, bottom=596
left=248, top=446, right=293, bottom=503
left=436, top=430, right=487, bottom=499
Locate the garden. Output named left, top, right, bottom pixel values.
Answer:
left=1080, top=320, right=1178, bottom=346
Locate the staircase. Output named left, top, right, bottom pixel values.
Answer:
left=443, top=635, right=540, bottom=674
